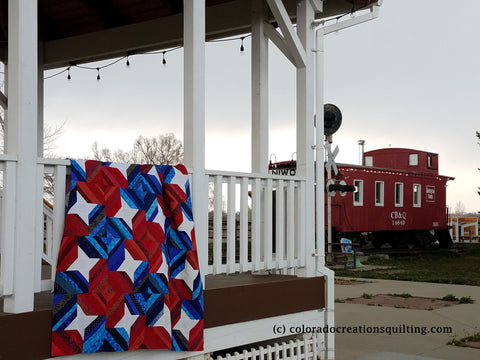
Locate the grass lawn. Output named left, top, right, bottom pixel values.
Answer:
left=335, top=244, right=480, bottom=286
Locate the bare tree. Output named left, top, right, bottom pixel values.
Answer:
left=133, top=134, right=183, bottom=164
left=0, top=112, right=63, bottom=157
left=454, top=201, right=466, bottom=216
left=2, top=118, right=64, bottom=199
left=92, top=133, right=184, bottom=165
left=0, top=105, right=64, bottom=200
left=43, top=122, right=65, bottom=158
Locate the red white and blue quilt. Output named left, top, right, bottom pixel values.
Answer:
left=51, top=160, right=203, bottom=356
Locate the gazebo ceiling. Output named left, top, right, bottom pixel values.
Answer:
left=0, top=0, right=377, bottom=69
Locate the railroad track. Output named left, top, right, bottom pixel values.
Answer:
left=360, top=244, right=462, bottom=257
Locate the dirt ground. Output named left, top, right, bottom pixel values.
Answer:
left=343, top=294, right=455, bottom=310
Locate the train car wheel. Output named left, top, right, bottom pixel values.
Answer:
left=390, top=231, right=410, bottom=249
left=435, top=229, right=453, bottom=248
left=414, top=231, right=435, bottom=249
left=371, top=234, right=384, bottom=249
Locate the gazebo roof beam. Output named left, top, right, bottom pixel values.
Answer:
left=265, top=0, right=306, bottom=68
left=263, top=21, right=296, bottom=66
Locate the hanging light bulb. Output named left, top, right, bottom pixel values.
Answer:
left=162, top=51, right=167, bottom=65
left=96, top=67, right=101, bottom=80
left=67, top=67, right=71, bottom=80
left=240, top=36, right=245, bottom=52
left=126, top=55, right=130, bottom=67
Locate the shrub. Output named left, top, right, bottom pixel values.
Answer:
left=442, top=294, right=458, bottom=302
left=459, top=296, right=475, bottom=304
left=391, top=292, right=412, bottom=298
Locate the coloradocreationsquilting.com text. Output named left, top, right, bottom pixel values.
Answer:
left=273, top=324, right=453, bottom=336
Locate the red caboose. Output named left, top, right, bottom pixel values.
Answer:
left=269, top=147, right=454, bottom=248
left=330, top=148, right=454, bottom=248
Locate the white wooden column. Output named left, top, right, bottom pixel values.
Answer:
left=37, top=46, right=44, bottom=157
left=4, top=0, right=39, bottom=313
left=251, top=0, right=269, bottom=174
left=296, top=0, right=315, bottom=277
left=33, top=47, right=45, bottom=294
left=315, top=26, right=336, bottom=360
left=315, top=30, right=325, bottom=271
left=183, top=0, right=208, bottom=280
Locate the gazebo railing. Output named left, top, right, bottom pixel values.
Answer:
left=0, top=160, right=312, bottom=309
left=0, top=157, right=67, bottom=296
left=206, top=170, right=308, bottom=275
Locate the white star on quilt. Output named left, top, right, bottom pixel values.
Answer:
left=113, top=197, right=139, bottom=231
left=67, top=247, right=100, bottom=283
left=174, top=260, right=198, bottom=291
left=116, top=303, right=139, bottom=336
left=173, top=309, right=199, bottom=337
left=150, top=302, right=171, bottom=329
left=117, top=247, right=144, bottom=282
left=178, top=217, right=194, bottom=238
left=155, top=246, right=169, bottom=276
left=65, top=303, right=98, bottom=338
left=151, top=207, right=166, bottom=228
left=68, top=191, right=98, bottom=226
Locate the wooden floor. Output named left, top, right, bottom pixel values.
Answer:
left=0, top=273, right=325, bottom=360
left=204, top=273, right=325, bottom=327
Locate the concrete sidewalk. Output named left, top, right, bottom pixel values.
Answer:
left=334, top=278, right=480, bottom=360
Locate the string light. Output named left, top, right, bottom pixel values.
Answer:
left=126, top=55, right=130, bottom=67
left=96, top=67, right=100, bottom=80
left=162, top=51, right=167, bottom=65
left=67, top=67, right=71, bottom=80
left=209, top=34, right=251, bottom=54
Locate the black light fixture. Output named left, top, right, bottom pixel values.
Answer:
left=324, top=103, right=342, bottom=136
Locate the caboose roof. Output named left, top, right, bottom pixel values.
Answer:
left=335, top=163, right=455, bottom=181
left=0, top=0, right=377, bottom=69
left=364, top=148, right=438, bottom=157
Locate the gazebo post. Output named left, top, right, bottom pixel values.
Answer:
left=4, top=0, right=39, bottom=313
left=183, top=0, right=209, bottom=280
left=296, top=0, right=316, bottom=277
left=251, top=0, right=269, bottom=174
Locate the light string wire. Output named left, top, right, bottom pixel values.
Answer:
left=320, top=2, right=374, bottom=26
left=44, top=35, right=248, bottom=81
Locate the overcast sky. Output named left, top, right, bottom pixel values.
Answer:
left=44, top=0, right=480, bottom=213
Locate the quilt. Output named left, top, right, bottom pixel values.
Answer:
left=51, top=160, right=203, bottom=356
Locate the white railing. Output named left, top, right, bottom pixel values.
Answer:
left=0, top=157, right=68, bottom=296
left=38, top=159, right=68, bottom=292
left=1, top=162, right=311, bottom=304
left=206, top=170, right=308, bottom=275
left=207, top=333, right=317, bottom=360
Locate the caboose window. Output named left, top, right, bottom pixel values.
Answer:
left=365, top=156, right=373, bottom=166
left=413, top=184, right=421, bottom=207
left=409, top=154, right=418, bottom=166
left=395, top=183, right=404, bottom=207
left=353, top=180, right=363, bottom=206
left=375, top=181, right=384, bottom=206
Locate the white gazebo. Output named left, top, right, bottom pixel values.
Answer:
left=0, top=1, right=382, bottom=359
